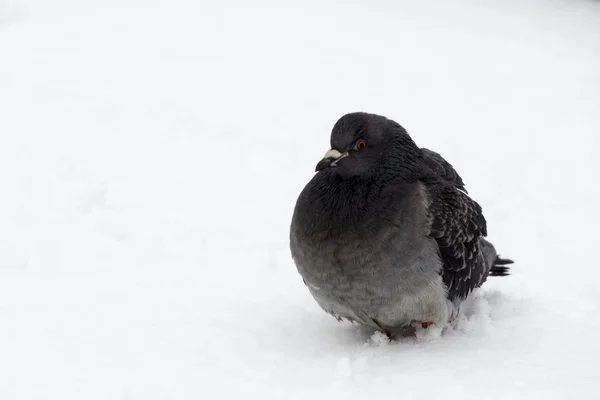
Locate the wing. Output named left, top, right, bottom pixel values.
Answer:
left=424, top=182, right=488, bottom=301
left=421, top=148, right=467, bottom=193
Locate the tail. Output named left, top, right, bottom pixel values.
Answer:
left=480, top=238, right=513, bottom=277
left=489, top=256, right=514, bottom=276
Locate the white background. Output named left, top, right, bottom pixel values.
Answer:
left=1, top=0, right=599, bottom=398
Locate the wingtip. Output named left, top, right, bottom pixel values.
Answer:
left=495, top=256, right=514, bottom=265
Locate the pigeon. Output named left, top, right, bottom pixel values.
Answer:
left=289, top=112, right=513, bottom=336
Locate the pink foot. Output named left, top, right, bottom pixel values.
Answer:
left=420, top=322, right=434, bottom=329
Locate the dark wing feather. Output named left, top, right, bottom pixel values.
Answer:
left=421, top=148, right=467, bottom=193
left=425, top=182, right=488, bottom=301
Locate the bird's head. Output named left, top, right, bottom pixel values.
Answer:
left=315, top=112, right=422, bottom=179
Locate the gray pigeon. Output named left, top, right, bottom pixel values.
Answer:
left=289, top=112, right=512, bottom=336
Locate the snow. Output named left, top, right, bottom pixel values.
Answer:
left=1, top=0, right=599, bottom=398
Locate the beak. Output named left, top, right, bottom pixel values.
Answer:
left=315, top=149, right=349, bottom=172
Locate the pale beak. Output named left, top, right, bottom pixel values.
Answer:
left=315, top=149, right=349, bottom=172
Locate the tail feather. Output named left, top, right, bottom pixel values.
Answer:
left=490, top=255, right=514, bottom=276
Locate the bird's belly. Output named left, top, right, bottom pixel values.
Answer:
left=291, top=197, right=450, bottom=328
left=305, top=268, right=453, bottom=329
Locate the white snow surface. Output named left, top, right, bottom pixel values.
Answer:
left=1, top=0, right=600, bottom=398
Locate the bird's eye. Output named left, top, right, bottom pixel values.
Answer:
left=355, top=139, right=368, bottom=150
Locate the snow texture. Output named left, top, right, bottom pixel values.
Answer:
left=1, top=0, right=600, bottom=399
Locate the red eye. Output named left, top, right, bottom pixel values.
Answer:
left=356, top=139, right=368, bottom=150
